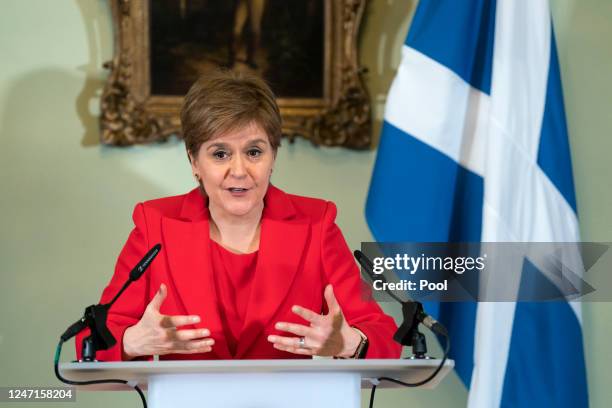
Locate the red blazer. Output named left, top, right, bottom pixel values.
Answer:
left=75, top=185, right=401, bottom=360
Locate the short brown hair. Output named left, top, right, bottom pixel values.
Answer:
left=181, top=70, right=282, bottom=159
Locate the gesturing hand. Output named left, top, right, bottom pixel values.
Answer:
left=122, top=283, right=214, bottom=359
left=267, top=285, right=362, bottom=358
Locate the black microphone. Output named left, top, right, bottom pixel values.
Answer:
left=354, top=250, right=447, bottom=336
left=55, top=246, right=159, bottom=408
left=107, top=244, right=161, bottom=308
left=129, top=244, right=161, bottom=281
left=354, top=249, right=404, bottom=304
left=60, top=319, right=87, bottom=343
left=60, top=244, right=162, bottom=345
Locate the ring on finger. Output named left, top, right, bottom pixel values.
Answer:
left=298, top=337, right=308, bottom=349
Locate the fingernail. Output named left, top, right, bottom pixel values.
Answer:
left=275, top=323, right=284, bottom=329
left=192, top=316, right=200, bottom=323
left=292, top=305, right=299, bottom=313
left=201, top=329, right=209, bottom=336
left=267, top=335, right=275, bottom=342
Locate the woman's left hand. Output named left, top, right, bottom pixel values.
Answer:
left=267, top=284, right=363, bottom=357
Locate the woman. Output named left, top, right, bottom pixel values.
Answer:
left=75, top=70, right=401, bottom=360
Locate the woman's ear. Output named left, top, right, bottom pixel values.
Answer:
left=270, top=154, right=275, bottom=178
left=188, top=150, right=198, bottom=171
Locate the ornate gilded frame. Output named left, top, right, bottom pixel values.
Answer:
left=100, top=0, right=371, bottom=149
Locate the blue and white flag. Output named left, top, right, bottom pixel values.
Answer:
left=365, top=1, right=588, bottom=407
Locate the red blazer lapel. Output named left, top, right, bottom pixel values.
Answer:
left=160, top=190, right=232, bottom=359
left=160, top=186, right=311, bottom=359
left=235, top=186, right=311, bottom=358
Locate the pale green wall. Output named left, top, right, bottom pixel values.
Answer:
left=0, top=0, right=610, bottom=407
left=550, top=1, right=612, bottom=407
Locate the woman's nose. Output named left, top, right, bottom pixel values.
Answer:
left=229, top=155, right=247, bottom=178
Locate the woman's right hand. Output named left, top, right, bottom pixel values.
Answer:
left=122, top=283, right=214, bottom=359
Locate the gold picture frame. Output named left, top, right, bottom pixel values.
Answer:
left=100, top=0, right=371, bottom=149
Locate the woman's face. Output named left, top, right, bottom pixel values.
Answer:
left=190, top=121, right=275, bottom=220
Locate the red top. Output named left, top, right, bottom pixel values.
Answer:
left=75, top=185, right=401, bottom=361
left=210, top=240, right=258, bottom=356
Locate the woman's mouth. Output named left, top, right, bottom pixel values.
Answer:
left=227, top=187, right=250, bottom=196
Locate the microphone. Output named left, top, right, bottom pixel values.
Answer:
left=60, top=244, right=162, bottom=358
left=354, top=250, right=447, bottom=336
left=107, top=244, right=161, bottom=308
left=60, top=319, right=87, bottom=343
left=354, top=249, right=404, bottom=304
left=353, top=249, right=451, bottom=388
left=55, top=246, right=159, bottom=408
left=130, top=244, right=161, bottom=281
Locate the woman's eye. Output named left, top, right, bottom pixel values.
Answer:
left=213, top=150, right=229, bottom=160
left=247, top=149, right=262, bottom=158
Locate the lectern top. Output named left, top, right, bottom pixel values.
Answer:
left=60, top=358, right=454, bottom=390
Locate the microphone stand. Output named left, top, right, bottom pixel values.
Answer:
left=353, top=250, right=448, bottom=359
left=394, top=301, right=430, bottom=359
left=59, top=244, right=162, bottom=361
left=55, top=244, right=162, bottom=408
left=353, top=249, right=451, bottom=407
left=70, top=303, right=115, bottom=362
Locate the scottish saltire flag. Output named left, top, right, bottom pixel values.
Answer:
left=365, top=1, right=588, bottom=407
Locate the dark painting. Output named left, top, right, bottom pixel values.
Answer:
left=150, top=0, right=324, bottom=98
